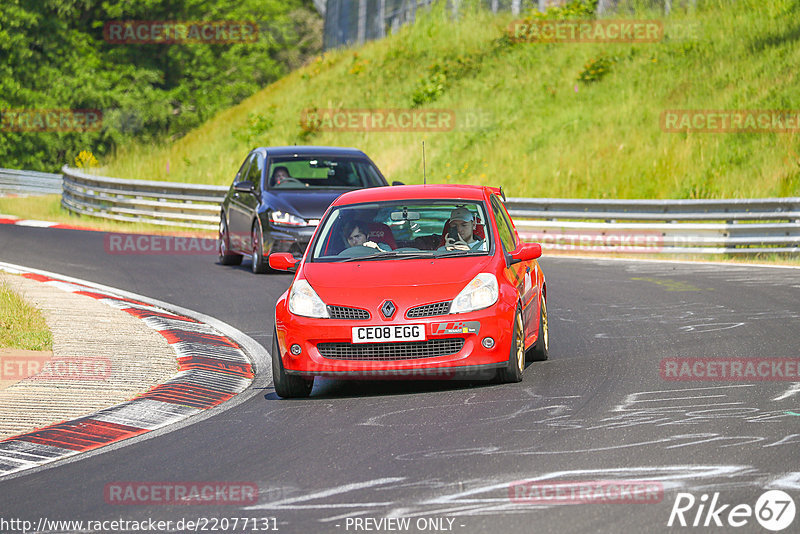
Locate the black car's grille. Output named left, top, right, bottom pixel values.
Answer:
left=327, top=305, right=370, bottom=320
left=317, top=338, right=465, bottom=361
left=406, top=301, right=452, bottom=318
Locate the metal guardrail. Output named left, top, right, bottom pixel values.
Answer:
left=61, top=166, right=226, bottom=231
left=3, top=166, right=798, bottom=254
left=0, top=168, right=62, bottom=196
left=506, top=198, right=800, bottom=254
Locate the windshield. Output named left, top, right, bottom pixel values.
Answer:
left=266, top=156, right=384, bottom=189
left=310, top=200, right=492, bottom=262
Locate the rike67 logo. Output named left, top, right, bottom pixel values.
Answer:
left=668, top=490, right=796, bottom=531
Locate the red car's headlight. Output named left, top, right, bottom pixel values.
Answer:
left=450, top=273, right=499, bottom=314
left=288, top=279, right=330, bottom=318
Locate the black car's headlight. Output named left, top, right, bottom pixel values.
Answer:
left=269, top=210, right=307, bottom=227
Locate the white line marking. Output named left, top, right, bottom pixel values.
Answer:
left=773, top=382, right=800, bottom=401
left=767, top=472, right=800, bottom=490
left=613, top=385, right=754, bottom=412
left=244, top=478, right=406, bottom=511
left=14, top=220, right=57, bottom=227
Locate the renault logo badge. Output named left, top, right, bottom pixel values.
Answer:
left=380, top=300, right=396, bottom=318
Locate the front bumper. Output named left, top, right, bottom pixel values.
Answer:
left=264, top=225, right=317, bottom=257
left=274, top=304, right=514, bottom=380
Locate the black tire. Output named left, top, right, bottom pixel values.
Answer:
left=498, top=306, right=525, bottom=383
left=218, top=215, right=242, bottom=266
left=251, top=221, right=268, bottom=274
left=528, top=293, right=549, bottom=362
left=271, top=327, right=314, bottom=398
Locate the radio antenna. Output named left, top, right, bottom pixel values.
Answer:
left=422, top=141, right=427, bottom=185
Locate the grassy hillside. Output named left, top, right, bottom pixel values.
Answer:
left=101, top=0, right=800, bottom=199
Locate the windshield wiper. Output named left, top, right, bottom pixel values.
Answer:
left=433, top=250, right=486, bottom=258
left=338, top=251, right=434, bottom=262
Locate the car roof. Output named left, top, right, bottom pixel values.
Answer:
left=258, top=146, right=369, bottom=157
left=332, top=184, right=494, bottom=205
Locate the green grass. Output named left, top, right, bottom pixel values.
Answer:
left=0, top=195, right=64, bottom=222
left=0, top=280, right=53, bottom=351
left=98, top=0, right=800, bottom=199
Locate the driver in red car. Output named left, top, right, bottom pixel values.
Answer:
left=440, top=206, right=487, bottom=251
left=343, top=219, right=391, bottom=251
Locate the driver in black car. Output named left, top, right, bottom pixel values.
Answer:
left=270, top=166, right=292, bottom=186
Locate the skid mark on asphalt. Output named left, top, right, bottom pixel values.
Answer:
left=612, top=384, right=752, bottom=412
left=560, top=300, right=800, bottom=339
left=630, top=277, right=712, bottom=291
left=676, top=322, right=745, bottom=333
left=243, top=477, right=405, bottom=511
left=358, top=395, right=579, bottom=428
left=769, top=472, right=800, bottom=490
left=616, top=262, right=800, bottom=288
left=241, top=466, right=781, bottom=521
left=773, top=382, right=800, bottom=401
left=385, top=385, right=797, bottom=460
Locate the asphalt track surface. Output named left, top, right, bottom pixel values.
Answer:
left=1, top=224, right=799, bottom=534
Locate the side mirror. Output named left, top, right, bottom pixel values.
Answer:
left=509, top=243, right=542, bottom=265
left=233, top=180, right=255, bottom=194
left=269, top=252, right=299, bottom=272
left=392, top=181, right=405, bottom=186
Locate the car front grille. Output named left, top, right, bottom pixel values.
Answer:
left=317, top=338, right=465, bottom=361
left=406, top=301, right=452, bottom=318
left=327, top=305, right=370, bottom=320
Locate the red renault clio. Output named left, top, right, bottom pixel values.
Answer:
left=268, top=184, right=548, bottom=398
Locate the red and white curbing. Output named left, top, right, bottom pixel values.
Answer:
left=0, top=214, right=87, bottom=231
left=0, top=265, right=256, bottom=478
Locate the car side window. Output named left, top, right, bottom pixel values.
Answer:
left=246, top=153, right=265, bottom=191
left=234, top=155, right=252, bottom=185
left=491, top=195, right=517, bottom=252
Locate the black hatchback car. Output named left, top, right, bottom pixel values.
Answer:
left=218, top=146, right=391, bottom=273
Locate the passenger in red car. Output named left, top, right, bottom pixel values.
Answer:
left=441, top=207, right=487, bottom=251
